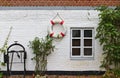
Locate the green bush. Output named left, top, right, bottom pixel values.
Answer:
left=29, top=35, right=55, bottom=75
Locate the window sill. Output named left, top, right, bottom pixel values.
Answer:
left=70, top=57, right=94, bottom=60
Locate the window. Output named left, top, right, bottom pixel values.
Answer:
left=70, top=27, right=94, bottom=59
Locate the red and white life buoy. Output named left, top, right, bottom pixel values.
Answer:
left=48, top=20, right=67, bottom=38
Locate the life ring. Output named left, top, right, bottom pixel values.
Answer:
left=48, top=20, right=67, bottom=38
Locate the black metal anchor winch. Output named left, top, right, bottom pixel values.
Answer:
left=4, top=41, right=27, bottom=78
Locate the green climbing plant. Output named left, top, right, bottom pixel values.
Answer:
left=0, top=27, right=12, bottom=66
left=29, top=35, right=55, bottom=77
left=0, top=27, right=12, bottom=53
left=0, top=27, right=12, bottom=78
left=96, top=6, right=120, bottom=78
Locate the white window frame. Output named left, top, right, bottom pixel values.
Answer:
left=70, top=27, right=95, bottom=60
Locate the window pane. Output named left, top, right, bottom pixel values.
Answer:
left=84, top=30, right=92, bottom=37
left=72, top=48, right=80, bottom=56
left=84, top=39, right=92, bottom=46
left=84, top=48, right=92, bottom=56
left=72, top=30, right=81, bottom=37
left=72, top=39, right=80, bottom=46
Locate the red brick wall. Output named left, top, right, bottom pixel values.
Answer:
left=0, top=0, right=120, bottom=6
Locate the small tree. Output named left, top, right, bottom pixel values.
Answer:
left=29, top=35, right=55, bottom=76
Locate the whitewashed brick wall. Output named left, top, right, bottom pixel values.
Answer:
left=0, top=10, right=103, bottom=71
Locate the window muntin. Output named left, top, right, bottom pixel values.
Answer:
left=71, top=28, right=94, bottom=59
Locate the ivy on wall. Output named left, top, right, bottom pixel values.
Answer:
left=96, top=6, right=120, bottom=77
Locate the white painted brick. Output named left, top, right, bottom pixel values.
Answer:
left=0, top=10, right=103, bottom=71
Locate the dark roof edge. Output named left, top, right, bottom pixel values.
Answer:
left=0, top=6, right=115, bottom=10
